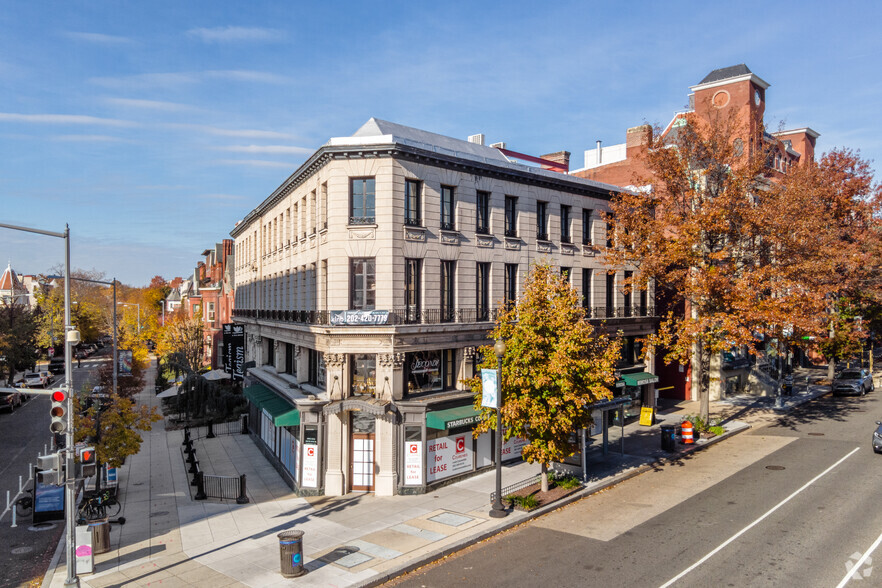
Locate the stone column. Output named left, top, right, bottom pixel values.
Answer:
left=324, top=353, right=346, bottom=400
left=375, top=417, right=397, bottom=496
left=324, top=411, right=345, bottom=496
left=378, top=353, right=405, bottom=401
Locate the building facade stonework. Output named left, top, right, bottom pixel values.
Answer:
left=231, top=118, right=656, bottom=496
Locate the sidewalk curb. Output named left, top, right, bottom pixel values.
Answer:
left=39, top=521, right=66, bottom=588
left=359, top=421, right=752, bottom=587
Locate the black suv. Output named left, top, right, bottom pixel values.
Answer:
left=48, top=356, right=66, bottom=375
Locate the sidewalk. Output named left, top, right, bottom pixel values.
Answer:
left=43, top=364, right=832, bottom=588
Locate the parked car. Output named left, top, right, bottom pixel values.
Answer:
left=874, top=421, right=882, bottom=453
left=832, top=368, right=874, bottom=396
left=48, top=356, right=65, bottom=374
left=0, top=391, right=21, bottom=413
left=24, top=371, right=51, bottom=388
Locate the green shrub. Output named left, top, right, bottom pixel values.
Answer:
left=519, top=494, right=539, bottom=510
left=555, top=475, right=581, bottom=490
left=709, top=425, right=725, bottom=436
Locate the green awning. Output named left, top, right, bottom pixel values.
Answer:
left=426, top=405, right=482, bottom=430
left=244, top=383, right=300, bottom=427
left=621, top=372, right=659, bottom=387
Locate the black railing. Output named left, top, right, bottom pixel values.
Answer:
left=505, top=228, right=518, bottom=238
left=188, top=416, right=248, bottom=440
left=196, top=472, right=249, bottom=503
left=491, top=474, right=541, bottom=503
left=441, top=221, right=456, bottom=231
left=476, top=226, right=490, bottom=235
left=561, top=235, right=572, bottom=244
left=537, top=231, right=549, bottom=241
left=349, top=216, right=375, bottom=225
left=232, top=306, right=656, bottom=325
left=404, top=218, right=423, bottom=227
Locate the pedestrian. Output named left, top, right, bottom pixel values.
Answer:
left=77, top=355, right=81, bottom=368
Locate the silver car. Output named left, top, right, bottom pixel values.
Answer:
left=874, top=421, right=882, bottom=453
left=832, top=368, right=874, bottom=396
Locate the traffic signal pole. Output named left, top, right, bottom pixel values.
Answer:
left=63, top=225, right=78, bottom=587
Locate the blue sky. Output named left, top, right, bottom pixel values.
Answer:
left=1, top=1, right=880, bottom=286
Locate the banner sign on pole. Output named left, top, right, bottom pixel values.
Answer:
left=230, top=324, right=245, bottom=381
left=222, top=323, right=232, bottom=373
left=481, top=369, right=499, bottom=409
left=118, top=350, right=133, bottom=376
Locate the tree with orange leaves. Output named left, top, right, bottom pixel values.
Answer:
left=604, top=109, right=880, bottom=420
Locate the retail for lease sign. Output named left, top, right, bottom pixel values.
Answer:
left=302, top=443, right=318, bottom=488
left=501, top=435, right=529, bottom=461
left=427, top=433, right=473, bottom=482
left=404, top=441, right=423, bottom=485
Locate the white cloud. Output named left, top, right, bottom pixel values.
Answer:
left=51, top=134, right=127, bottom=142
left=214, top=159, right=296, bottom=169
left=204, top=70, right=289, bottom=84
left=90, top=70, right=286, bottom=89
left=187, top=26, right=284, bottom=43
left=0, top=113, right=136, bottom=127
left=104, top=98, right=196, bottom=112
left=167, top=123, right=298, bottom=140
left=65, top=32, right=133, bottom=45
left=216, top=144, right=313, bottom=155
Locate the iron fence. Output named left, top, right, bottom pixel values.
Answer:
left=490, top=474, right=541, bottom=503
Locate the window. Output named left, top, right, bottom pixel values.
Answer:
left=265, top=337, right=275, bottom=367
left=476, top=262, right=490, bottom=321
left=405, top=179, right=421, bottom=226
left=504, top=196, right=518, bottom=237
left=582, top=268, right=592, bottom=312
left=504, top=264, right=518, bottom=308
left=561, top=267, right=571, bottom=283
left=285, top=343, right=297, bottom=376
left=582, top=209, right=593, bottom=245
left=350, top=178, right=375, bottom=225
left=405, top=349, right=455, bottom=395
left=405, top=258, right=422, bottom=323
left=440, top=260, right=455, bottom=322
left=320, top=182, right=328, bottom=230
left=536, top=201, right=548, bottom=241
left=476, top=191, right=490, bottom=234
left=639, top=285, right=648, bottom=316
left=207, top=302, right=216, bottom=323
left=623, top=271, right=633, bottom=317
left=561, top=205, right=571, bottom=243
left=350, top=258, right=376, bottom=310
left=351, top=354, right=376, bottom=396
left=441, top=185, right=455, bottom=230
left=606, top=219, right=614, bottom=248
left=606, top=272, right=615, bottom=317
left=308, top=349, right=325, bottom=388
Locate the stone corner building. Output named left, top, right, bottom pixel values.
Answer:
left=231, top=118, right=656, bottom=496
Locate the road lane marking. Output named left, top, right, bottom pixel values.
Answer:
left=659, top=447, right=860, bottom=588
left=835, top=529, right=882, bottom=587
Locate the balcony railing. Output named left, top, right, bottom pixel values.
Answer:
left=537, top=231, right=549, bottom=241
left=349, top=216, right=376, bottom=225
left=231, top=305, right=656, bottom=324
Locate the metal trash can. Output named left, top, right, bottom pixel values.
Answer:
left=278, top=530, right=305, bottom=577
left=89, top=518, right=111, bottom=554
left=660, top=424, right=677, bottom=452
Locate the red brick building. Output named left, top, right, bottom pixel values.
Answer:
left=186, top=240, right=235, bottom=369
left=572, top=64, right=819, bottom=402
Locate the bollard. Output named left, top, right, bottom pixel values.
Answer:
left=236, top=474, right=249, bottom=504
left=194, top=472, right=207, bottom=500
left=6, top=490, right=9, bottom=510
left=240, top=414, right=249, bottom=435
left=191, top=468, right=200, bottom=486
left=19, top=475, right=23, bottom=493
left=11, top=505, right=16, bottom=528
left=182, top=429, right=190, bottom=446
left=207, top=421, right=216, bottom=439
left=188, top=460, right=200, bottom=474
left=187, top=449, right=196, bottom=464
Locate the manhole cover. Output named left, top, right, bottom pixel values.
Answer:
left=808, top=432, right=825, bottom=436
left=11, top=546, right=33, bottom=555
left=766, top=465, right=786, bottom=470
left=28, top=523, right=57, bottom=532
left=151, top=511, right=170, bottom=516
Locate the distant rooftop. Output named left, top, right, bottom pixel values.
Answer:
left=699, top=64, right=753, bottom=85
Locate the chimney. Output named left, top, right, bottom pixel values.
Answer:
left=626, top=125, right=652, bottom=156
left=468, top=133, right=485, bottom=146
left=540, top=150, right=571, bottom=173
left=596, top=140, right=602, bottom=164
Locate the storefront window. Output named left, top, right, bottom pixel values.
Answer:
left=351, top=354, right=376, bottom=396
left=406, top=350, right=444, bottom=395
left=309, top=349, right=326, bottom=388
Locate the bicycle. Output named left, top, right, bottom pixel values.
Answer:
left=76, top=489, right=121, bottom=523
left=14, top=490, right=33, bottom=518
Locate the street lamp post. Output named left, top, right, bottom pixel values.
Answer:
left=490, top=338, right=508, bottom=519
left=0, top=222, right=79, bottom=587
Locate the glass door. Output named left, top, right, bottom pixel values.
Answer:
left=350, top=412, right=376, bottom=492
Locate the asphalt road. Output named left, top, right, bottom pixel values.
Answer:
left=0, top=357, right=104, bottom=588
left=389, top=392, right=882, bottom=588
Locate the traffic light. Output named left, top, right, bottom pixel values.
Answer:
left=36, top=452, right=65, bottom=486
left=78, top=446, right=97, bottom=478
left=49, top=390, right=66, bottom=435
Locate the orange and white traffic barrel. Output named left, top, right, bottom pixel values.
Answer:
left=681, top=420, right=694, bottom=444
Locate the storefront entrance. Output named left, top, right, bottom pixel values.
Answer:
left=350, top=412, right=376, bottom=492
